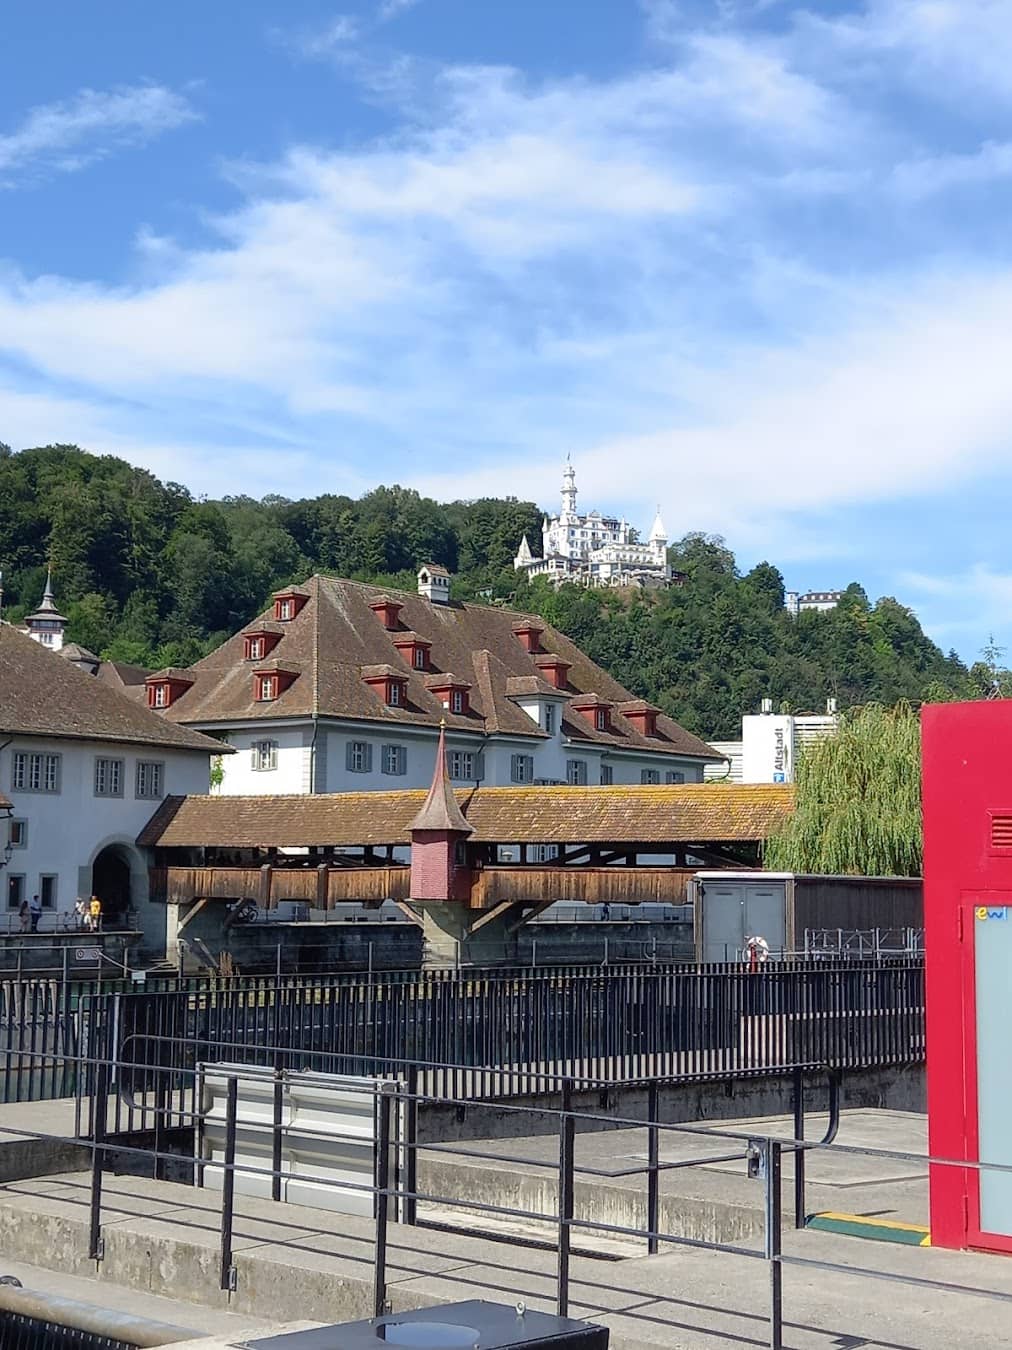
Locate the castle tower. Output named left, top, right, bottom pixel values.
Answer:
left=560, top=457, right=578, bottom=520
left=25, top=568, right=68, bottom=652
left=649, top=507, right=668, bottom=565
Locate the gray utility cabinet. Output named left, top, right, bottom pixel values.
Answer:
left=690, top=871, right=923, bottom=963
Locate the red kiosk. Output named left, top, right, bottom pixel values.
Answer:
left=923, top=700, right=1012, bottom=1252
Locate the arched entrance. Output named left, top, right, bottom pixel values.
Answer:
left=91, top=845, right=132, bottom=929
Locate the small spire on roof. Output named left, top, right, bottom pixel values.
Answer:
left=409, top=722, right=474, bottom=835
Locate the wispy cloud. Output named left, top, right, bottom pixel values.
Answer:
left=277, top=14, right=360, bottom=60
left=0, top=84, right=198, bottom=187
left=377, top=0, right=421, bottom=22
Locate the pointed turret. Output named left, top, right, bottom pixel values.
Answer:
left=649, top=507, right=667, bottom=543
left=561, top=457, right=578, bottom=519
left=514, top=533, right=534, bottom=570
left=25, top=567, right=68, bottom=651
left=410, top=723, right=474, bottom=836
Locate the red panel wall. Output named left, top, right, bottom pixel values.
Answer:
left=922, top=700, right=1012, bottom=1251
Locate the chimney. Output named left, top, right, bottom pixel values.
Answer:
left=418, top=564, right=451, bottom=605
left=827, top=696, right=838, bottom=715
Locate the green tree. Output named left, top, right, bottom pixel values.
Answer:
left=764, top=703, right=921, bottom=876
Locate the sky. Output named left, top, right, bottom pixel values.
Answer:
left=2, top=1, right=1012, bottom=661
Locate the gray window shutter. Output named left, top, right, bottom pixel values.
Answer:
left=345, top=742, right=355, bottom=772
left=474, top=752, right=485, bottom=782
left=364, top=743, right=373, bottom=773
left=251, top=745, right=258, bottom=769
left=510, top=754, right=519, bottom=782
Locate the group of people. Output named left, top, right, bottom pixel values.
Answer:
left=18, top=895, right=103, bottom=933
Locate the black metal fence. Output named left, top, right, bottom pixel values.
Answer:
left=0, top=960, right=925, bottom=1111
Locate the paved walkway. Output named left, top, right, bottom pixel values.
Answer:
left=0, top=1162, right=1009, bottom=1348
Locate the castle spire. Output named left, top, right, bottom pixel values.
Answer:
left=561, top=456, right=578, bottom=519
left=25, top=565, right=68, bottom=650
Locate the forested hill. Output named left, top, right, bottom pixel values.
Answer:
left=0, top=444, right=975, bottom=739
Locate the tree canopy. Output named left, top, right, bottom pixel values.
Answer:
left=0, top=443, right=979, bottom=738
left=764, top=703, right=922, bottom=877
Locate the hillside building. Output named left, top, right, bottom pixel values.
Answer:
left=785, top=590, right=844, bottom=617
left=513, top=460, right=671, bottom=589
left=149, top=568, right=721, bottom=797
left=0, top=625, right=224, bottom=947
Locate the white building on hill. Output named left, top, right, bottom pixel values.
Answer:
left=514, top=461, right=670, bottom=589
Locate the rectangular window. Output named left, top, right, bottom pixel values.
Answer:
left=511, top=753, right=535, bottom=784
left=94, top=758, right=124, bottom=797
left=382, top=744, right=407, bottom=776
left=595, top=709, right=608, bottom=731
left=447, top=750, right=484, bottom=781
left=600, top=764, right=614, bottom=785
left=665, top=770, right=686, bottom=784
left=9, top=820, right=27, bottom=848
left=152, top=684, right=168, bottom=708
left=388, top=682, right=402, bottom=707
left=251, top=740, right=279, bottom=772
left=450, top=689, right=464, bottom=714
left=12, top=753, right=61, bottom=794
left=136, top=761, right=165, bottom=799
left=248, top=638, right=264, bottom=660
left=413, top=648, right=426, bottom=670
left=346, top=741, right=373, bottom=773
left=39, top=875, right=57, bottom=910
left=641, top=769, right=661, bottom=785
left=566, top=759, right=588, bottom=786
left=258, top=675, right=277, bottom=701
left=544, top=704, right=557, bottom=735
left=6, top=875, right=24, bottom=911
left=279, top=599, right=292, bottom=620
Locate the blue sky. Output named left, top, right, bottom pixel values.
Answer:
left=3, top=1, right=1012, bottom=661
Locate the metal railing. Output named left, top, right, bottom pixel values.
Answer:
left=0, top=958, right=925, bottom=1108
left=2, top=1048, right=1009, bottom=1350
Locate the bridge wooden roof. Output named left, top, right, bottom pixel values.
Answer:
left=139, top=783, right=794, bottom=850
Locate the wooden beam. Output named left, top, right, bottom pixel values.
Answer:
left=507, top=897, right=558, bottom=934
left=393, top=902, right=424, bottom=928
left=176, top=896, right=215, bottom=933
left=469, top=899, right=523, bottom=934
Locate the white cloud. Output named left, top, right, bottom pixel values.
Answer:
left=0, top=85, right=198, bottom=187
left=899, top=566, right=1012, bottom=645
left=377, top=0, right=421, bottom=21
left=278, top=15, right=360, bottom=59
left=891, top=141, right=1012, bottom=198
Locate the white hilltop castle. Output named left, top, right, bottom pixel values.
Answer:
left=513, top=460, right=671, bottom=590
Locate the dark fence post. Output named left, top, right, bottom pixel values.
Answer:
left=374, top=1083, right=395, bottom=1318
left=792, top=1066, right=806, bottom=1229
left=88, top=1057, right=109, bottom=1261
left=557, top=1078, right=575, bottom=1318
left=219, top=1076, right=238, bottom=1293
left=271, top=1067, right=283, bottom=1204
left=763, top=1137, right=783, bottom=1350
left=647, top=1080, right=660, bottom=1255
left=405, top=1064, right=419, bottom=1227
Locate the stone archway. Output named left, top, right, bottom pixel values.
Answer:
left=91, top=844, right=133, bottom=928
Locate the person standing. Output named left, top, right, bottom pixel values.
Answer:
left=17, top=900, right=29, bottom=933
left=28, top=894, right=42, bottom=934
left=73, top=898, right=87, bottom=931
left=88, top=895, right=102, bottom=932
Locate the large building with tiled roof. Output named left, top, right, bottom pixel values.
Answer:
left=148, top=567, right=721, bottom=798
left=0, top=623, right=225, bottom=946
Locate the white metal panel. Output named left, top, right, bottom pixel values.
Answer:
left=198, top=1063, right=397, bottom=1217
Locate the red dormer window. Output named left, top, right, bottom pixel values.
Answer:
left=535, top=655, right=571, bottom=691
left=392, top=633, right=431, bottom=672
left=369, top=596, right=404, bottom=631
left=512, top=620, right=544, bottom=654
left=272, top=588, right=309, bottom=623
left=571, top=697, right=612, bottom=733
left=253, top=664, right=299, bottom=701
left=621, top=703, right=659, bottom=737
left=144, top=669, right=194, bottom=710
left=362, top=666, right=408, bottom=708
left=425, top=674, right=471, bottom=715
left=243, top=628, right=282, bottom=662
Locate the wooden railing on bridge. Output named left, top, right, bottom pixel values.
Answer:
left=150, top=863, right=694, bottom=911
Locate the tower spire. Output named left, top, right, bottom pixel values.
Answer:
left=409, top=722, right=474, bottom=835
left=561, top=457, right=578, bottom=519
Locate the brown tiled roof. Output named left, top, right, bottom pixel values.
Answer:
left=505, top=675, right=568, bottom=699
left=97, top=662, right=150, bottom=689
left=273, top=585, right=311, bottom=599
left=0, top=626, right=227, bottom=754
left=148, top=667, right=195, bottom=683
left=155, top=574, right=720, bottom=760
left=139, top=783, right=794, bottom=849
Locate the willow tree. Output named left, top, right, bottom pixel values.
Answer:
left=764, top=702, right=921, bottom=876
